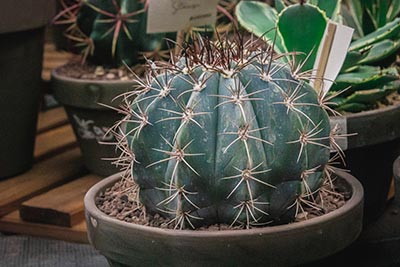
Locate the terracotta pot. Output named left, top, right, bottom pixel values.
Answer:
left=84, top=171, right=364, bottom=267
left=338, top=102, right=400, bottom=222
left=52, top=69, right=134, bottom=176
left=0, top=0, right=55, bottom=178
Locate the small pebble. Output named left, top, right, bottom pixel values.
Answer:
left=95, top=66, right=105, bottom=76
left=105, top=73, right=116, bottom=79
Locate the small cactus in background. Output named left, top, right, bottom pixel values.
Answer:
left=113, top=34, right=344, bottom=229
left=53, top=0, right=175, bottom=67
left=236, top=0, right=400, bottom=112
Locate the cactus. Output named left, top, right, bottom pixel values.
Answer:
left=114, top=34, right=342, bottom=230
left=236, top=0, right=400, bottom=112
left=53, top=0, right=175, bottom=67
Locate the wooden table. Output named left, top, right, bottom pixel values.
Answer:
left=0, top=43, right=98, bottom=244
left=0, top=107, right=101, bottom=244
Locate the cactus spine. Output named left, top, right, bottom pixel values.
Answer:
left=116, top=35, right=342, bottom=229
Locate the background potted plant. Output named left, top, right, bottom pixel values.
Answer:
left=84, top=33, right=364, bottom=266
left=235, top=0, right=400, bottom=222
left=0, top=0, right=55, bottom=179
left=51, top=0, right=175, bottom=176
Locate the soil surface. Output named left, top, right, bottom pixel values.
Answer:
left=55, top=61, right=145, bottom=81
left=96, top=176, right=350, bottom=231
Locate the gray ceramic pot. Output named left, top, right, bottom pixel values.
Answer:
left=338, top=102, right=400, bottom=222
left=85, top=171, right=364, bottom=267
left=52, top=69, right=134, bottom=176
left=0, top=0, right=55, bottom=178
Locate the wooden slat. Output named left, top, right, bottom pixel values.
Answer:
left=34, top=124, right=77, bottom=161
left=0, top=148, right=86, bottom=217
left=43, top=60, right=71, bottom=71
left=0, top=211, right=88, bottom=244
left=41, top=43, right=74, bottom=81
left=37, top=107, right=69, bottom=133
left=44, top=51, right=74, bottom=60
left=44, top=43, right=57, bottom=52
left=20, top=175, right=102, bottom=227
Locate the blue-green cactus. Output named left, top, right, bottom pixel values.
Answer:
left=116, top=35, right=340, bottom=229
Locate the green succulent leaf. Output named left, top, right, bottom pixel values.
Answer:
left=332, top=66, right=399, bottom=93
left=376, top=0, right=390, bottom=28
left=277, top=4, right=327, bottom=71
left=344, top=88, right=393, bottom=105
left=343, top=0, right=364, bottom=38
left=340, top=51, right=366, bottom=72
left=387, top=0, right=400, bottom=21
left=358, top=39, right=400, bottom=65
left=308, top=0, right=319, bottom=5
left=336, top=102, right=370, bottom=112
left=235, top=1, right=286, bottom=54
left=274, top=0, right=286, bottom=13
left=312, top=0, right=342, bottom=21
left=334, top=84, right=398, bottom=112
left=349, top=17, right=400, bottom=51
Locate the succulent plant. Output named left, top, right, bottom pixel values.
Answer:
left=236, top=0, right=400, bottom=112
left=332, top=0, right=400, bottom=112
left=342, top=0, right=400, bottom=39
left=53, top=0, right=175, bottom=67
left=113, top=34, right=343, bottom=230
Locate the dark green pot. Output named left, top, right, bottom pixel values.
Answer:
left=52, top=69, right=134, bottom=176
left=0, top=0, right=55, bottom=179
left=341, top=103, right=400, bottom=223
left=85, top=171, right=363, bottom=267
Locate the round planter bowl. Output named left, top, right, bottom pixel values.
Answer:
left=52, top=69, right=135, bottom=176
left=340, top=102, right=400, bottom=222
left=85, top=172, right=364, bottom=267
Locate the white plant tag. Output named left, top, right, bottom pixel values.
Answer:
left=329, top=116, right=348, bottom=152
left=147, top=0, right=220, bottom=33
left=311, top=21, right=354, bottom=94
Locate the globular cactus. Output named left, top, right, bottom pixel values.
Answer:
left=54, top=0, right=175, bottom=67
left=114, top=34, right=342, bottom=230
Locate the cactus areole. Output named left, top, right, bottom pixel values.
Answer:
left=118, top=35, right=341, bottom=230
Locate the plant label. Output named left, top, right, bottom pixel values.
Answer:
left=147, top=0, right=219, bottom=33
left=312, top=21, right=354, bottom=94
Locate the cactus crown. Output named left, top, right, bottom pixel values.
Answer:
left=113, top=33, right=343, bottom=230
